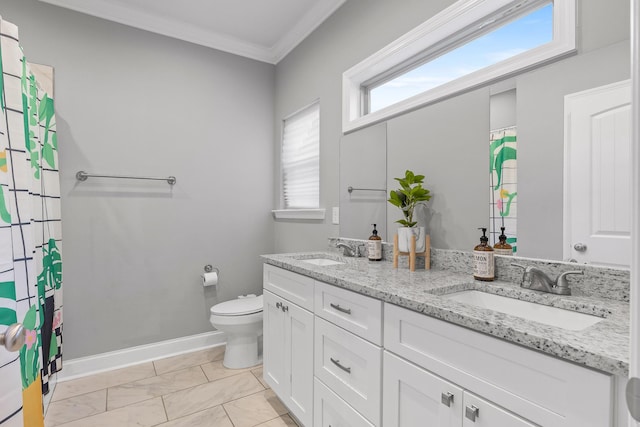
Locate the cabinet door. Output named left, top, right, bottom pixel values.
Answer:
left=462, top=392, right=536, bottom=427
left=263, top=290, right=287, bottom=396
left=286, top=299, right=314, bottom=427
left=383, top=351, right=463, bottom=427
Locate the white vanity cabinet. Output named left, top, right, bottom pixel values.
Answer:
left=263, top=263, right=616, bottom=427
left=384, top=303, right=614, bottom=427
left=263, top=265, right=314, bottom=427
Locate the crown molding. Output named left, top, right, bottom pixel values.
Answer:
left=38, top=0, right=345, bottom=64
left=270, top=0, right=346, bottom=63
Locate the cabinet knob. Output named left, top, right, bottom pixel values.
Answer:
left=275, top=302, right=282, bottom=309
left=465, top=405, right=479, bottom=422
left=441, top=392, right=454, bottom=407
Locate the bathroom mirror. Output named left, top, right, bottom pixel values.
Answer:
left=339, top=0, right=630, bottom=263
left=339, top=122, right=387, bottom=241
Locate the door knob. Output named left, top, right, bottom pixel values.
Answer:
left=627, top=377, right=640, bottom=421
left=0, top=323, right=26, bottom=352
left=573, top=243, right=587, bottom=252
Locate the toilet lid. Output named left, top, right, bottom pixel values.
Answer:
left=210, top=294, right=263, bottom=316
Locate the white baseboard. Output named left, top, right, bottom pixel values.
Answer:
left=57, top=331, right=226, bottom=382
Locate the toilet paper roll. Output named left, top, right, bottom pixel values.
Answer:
left=202, top=271, right=218, bottom=287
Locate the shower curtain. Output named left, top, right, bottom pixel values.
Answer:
left=489, top=126, right=517, bottom=253
left=0, top=18, right=63, bottom=427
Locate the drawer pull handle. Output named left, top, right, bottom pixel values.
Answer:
left=441, top=392, right=454, bottom=407
left=275, top=302, right=282, bottom=309
left=465, top=405, right=479, bottom=422
left=282, top=304, right=288, bottom=312
left=330, top=303, right=352, bottom=315
left=330, top=357, right=351, bottom=374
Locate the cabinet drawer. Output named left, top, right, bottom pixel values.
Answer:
left=263, top=264, right=314, bottom=311
left=314, top=378, right=375, bottom=427
left=314, top=317, right=382, bottom=426
left=384, top=303, right=613, bottom=427
left=314, top=281, right=383, bottom=345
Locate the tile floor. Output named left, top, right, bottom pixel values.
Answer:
left=44, top=346, right=299, bottom=427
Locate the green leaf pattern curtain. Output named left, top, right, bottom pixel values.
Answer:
left=0, top=17, right=62, bottom=427
left=489, top=126, right=517, bottom=253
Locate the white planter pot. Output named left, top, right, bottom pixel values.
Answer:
left=397, top=227, right=426, bottom=253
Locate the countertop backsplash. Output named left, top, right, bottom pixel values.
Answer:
left=328, top=237, right=630, bottom=302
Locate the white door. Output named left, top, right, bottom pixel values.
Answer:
left=564, top=80, right=632, bottom=267
left=263, top=291, right=287, bottom=396
left=285, top=300, right=314, bottom=427
left=383, top=351, right=463, bottom=427
left=629, top=1, right=640, bottom=425
left=0, top=323, right=25, bottom=427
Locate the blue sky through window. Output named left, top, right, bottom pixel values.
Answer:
left=369, top=3, right=553, bottom=113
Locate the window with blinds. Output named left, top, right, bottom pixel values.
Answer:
left=281, top=101, right=320, bottom=209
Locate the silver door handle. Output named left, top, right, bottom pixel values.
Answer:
left=330, top=357, right=351, bottom=374
left=0, top=323, right=25, bottom=352
left=465, top=405, right=479, bottom=422
left=441, top=392, right=454, bottom=407
left=573, top=243, right=587, bottom=252
left=627, top=377, right=640, bottom=421
left=329, top=303, right=352, bottom=315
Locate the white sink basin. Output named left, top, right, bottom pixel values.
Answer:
left=444, top=290, right=603, bottom=331
left=301, top=258, right=345, bottom=266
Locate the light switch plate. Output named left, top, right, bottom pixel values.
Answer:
left=332, top=207, right=339, bottom=224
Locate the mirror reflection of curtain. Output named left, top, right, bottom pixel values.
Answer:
left=489, top=126, right=517, bottom=253
left=0, top=18, right=62, bottom=427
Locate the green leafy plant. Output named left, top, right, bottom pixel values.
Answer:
left=388, top=170, right=431, bottom=228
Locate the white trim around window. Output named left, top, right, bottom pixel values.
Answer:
left=342, top=0, right=576, bottom=133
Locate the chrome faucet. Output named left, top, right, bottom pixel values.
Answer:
left=336, top=242, right=356, bottom=257
left=335, top=242, right=365, bottom=257
left=511, top=264, right=584, bottom=296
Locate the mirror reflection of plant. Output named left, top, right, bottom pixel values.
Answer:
left=388, top=170, right=432, bottom=228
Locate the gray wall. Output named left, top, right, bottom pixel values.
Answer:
left=273, top=0, right=454, bottom=252
left=0, top=0, right=275, bottom=358
left=275, top=0, right=630, bottom=259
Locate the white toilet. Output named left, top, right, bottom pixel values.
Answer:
left=209, top=294, right=263, bottom=369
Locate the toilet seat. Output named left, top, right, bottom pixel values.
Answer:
left=211, top=294, right=263, bottom=316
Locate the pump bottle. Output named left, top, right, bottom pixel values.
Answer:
left=493, top=227, right=513, bottom=256
left=473, top=227, right=494, bottom=281
left=368, top=224, right=382, bottom=261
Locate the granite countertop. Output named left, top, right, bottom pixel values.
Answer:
left=261, top=251, right=630, bottom=376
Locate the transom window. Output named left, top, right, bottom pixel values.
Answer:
left=342, top=0, right=575, bottom=133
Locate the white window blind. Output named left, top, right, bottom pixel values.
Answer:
left=281, top=101, right=320, bottom=209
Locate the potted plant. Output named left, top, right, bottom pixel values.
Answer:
left=388, top=170, right=432, bottom=252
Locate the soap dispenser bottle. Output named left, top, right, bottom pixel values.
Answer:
left=368, top=224, right=382, bottom=261
left=493, top=226, right=513, bottom=256
left=473, top=227, right=495, bottom=281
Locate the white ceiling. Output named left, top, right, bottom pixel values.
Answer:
left=38, top=0, right=347, bottom=64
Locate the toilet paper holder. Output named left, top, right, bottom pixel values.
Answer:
left=204, top=264, right=219, bottom=275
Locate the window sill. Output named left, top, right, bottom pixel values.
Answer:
left=272, top=209, right=326, bottom=220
